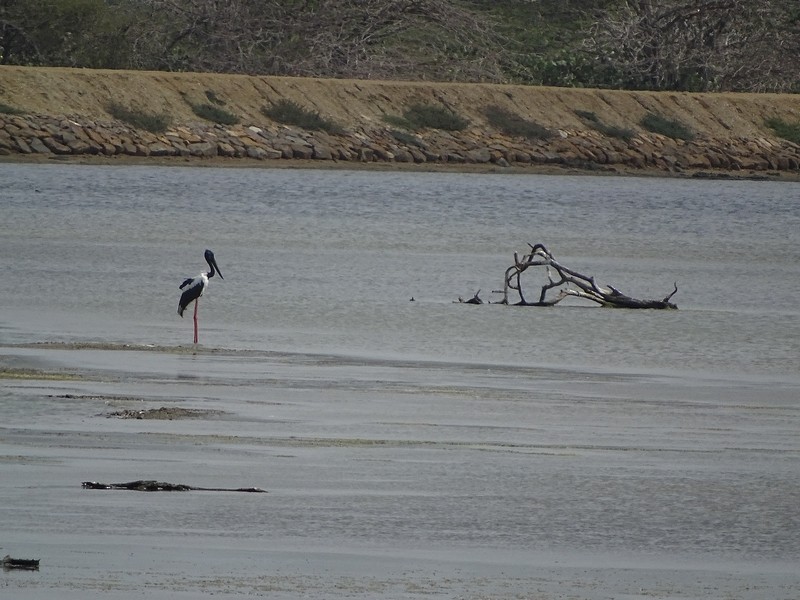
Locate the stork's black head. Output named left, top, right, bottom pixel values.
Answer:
left=205, top=249, right=223, bottom=279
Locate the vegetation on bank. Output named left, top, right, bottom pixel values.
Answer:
left=0, top=1, right=798, bottom=93
left=262, top=100, right=345, bottom=134
left=106, top=103, right=171, bottom=133
left=766, top=117, right=800, bottom=144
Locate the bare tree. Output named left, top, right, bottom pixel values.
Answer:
left=584, top=0, right=800, bottom=91
left=127, top=0, right=510, bottom=81
left=496, top=243, right=678, bottom=309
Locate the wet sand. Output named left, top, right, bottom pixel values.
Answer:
left=2, top=342, right=798, bottom=599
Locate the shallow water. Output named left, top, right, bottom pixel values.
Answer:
left=1, top=163, right=799, bottom=598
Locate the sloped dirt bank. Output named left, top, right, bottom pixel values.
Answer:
left=2, top=66, right=799, bottom=178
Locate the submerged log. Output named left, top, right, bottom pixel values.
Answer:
left=3, top=555, right=40, bottom=570
left=82, top=480, right=266, bottom=493
left=495, top=243, right=678, bottom=309
left=458, top=289, right=483, bottom=304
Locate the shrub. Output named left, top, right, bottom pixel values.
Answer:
left=574, top=109, right=598, bottom=122
left=402, top=103, right=469, bottom=131
left=382, top=114, right=415, bottom=130
left=484, top=104, right=552, bottom=140
left=0, top=102, right=24, bottom=115
left=765, top=117, right=800, bottom=144
left=640, top=112, right=694, bottom=141
left=189, top=102, right=239, bottom=125
left=205, top=90, right=226, bottom=106
left=575, top=109, right=635, bottom=140
left=261, top=99, right=344, bottom=134
left=106, top=102, right=171, bottom=133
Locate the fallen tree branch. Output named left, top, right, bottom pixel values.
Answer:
left=82, top=480, right=266, bottom=493
left=3, top=555, right=40, bottom=571
left=494, top=243, right=678, bottom=309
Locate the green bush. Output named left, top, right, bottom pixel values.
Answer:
left=484, top=104, right=552, bottom=140
left=401, top=103, right=469, bottom=131
left=190, top=102, right=239, bottom=125
left=574, top=109, right=599, bottom=123
left=575, top=109, right=635, bottom=140
left=382, top=114, right=415, bottom=130
left=640, top=112, right=694, bottom=141
left=765, top=117, right=800, bottom=144
left=0, top=102, right=24, bottom=115
left=205, top=90, right=226, bottom=106
left=106, top=102, right=171, bottom=133
left=261, top=99, right=344, bottom=134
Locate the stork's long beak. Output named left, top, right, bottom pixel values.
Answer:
left=205, top=249, right=224, bottom=279
left=211, top=255, right=223, bottom=279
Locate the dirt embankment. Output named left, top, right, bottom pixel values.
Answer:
left=2, top=65, right=800, bottom=177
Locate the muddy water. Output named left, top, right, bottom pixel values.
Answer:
left=1, top=163, right=799, bottom=598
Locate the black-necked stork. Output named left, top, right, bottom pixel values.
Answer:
left=178, top=249, right=223, bottom=344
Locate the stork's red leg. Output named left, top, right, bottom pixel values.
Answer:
left=193, top=300, right=199, bottom=344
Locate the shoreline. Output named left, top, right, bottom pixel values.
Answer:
left=2, top=66, right=800, bottom=181
left=3, top=151, right=797, bottom=182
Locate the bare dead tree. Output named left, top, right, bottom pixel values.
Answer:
left=496, top=243, right=678, bottom=309
left=584, top=0, right=800, bottom=92
left=126, top=0, right=511, bottom=81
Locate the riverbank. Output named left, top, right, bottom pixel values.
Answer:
left=1, top=66, right=800, bottom=178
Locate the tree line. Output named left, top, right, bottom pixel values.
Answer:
left=1, top=0, right=798, bottom=92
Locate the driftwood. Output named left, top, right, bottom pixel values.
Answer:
left=458, top=289, right=483, bottom=304
left=496, top=243, right=678, bottom=309
left=82, top=480, right=266, bottom=493
left=3, top=555, right=40, bottom=570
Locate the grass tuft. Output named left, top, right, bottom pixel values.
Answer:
left=765, top=117, right=800, bottom=144
left=261, top=99, right=345, bottom=134
left=575, top=109, right=635, bottom=140
left=382, top=114, right=415, bottom=130
left=640, top=112, right=694, bottom=140
left=106, top=102, right=171, bottom=133
left=402, top=103, right=469, bottom=131
left=189, top=102, right=239, bottom=125
left=0, top=102, right=25, bottom=115
left=484, top=104, right=552, bottom=140
left=205, top=90, right=226, bottom=106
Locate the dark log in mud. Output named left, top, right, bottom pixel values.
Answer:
left=458, top=290, right=484, bottom=304
left=495, top=243, right=678, bottom=309
left=3, top=555, right=40, bottom=570
left=82, top=480, right=266, bottom=493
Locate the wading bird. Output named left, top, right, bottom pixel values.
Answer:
left=178, top=249, right=224, bottom=344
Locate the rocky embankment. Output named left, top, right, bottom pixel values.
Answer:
left=2, top=66, right=800, bottom=176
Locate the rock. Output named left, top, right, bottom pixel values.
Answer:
left=29, top=137, right=53, bottom=154
left=312, top=145, right=333, bottom=160
left=336, top=147, right=354, bottom=161
left=409, top=148, right=427, bottom=163
left=188, top=142, right=217, bottom=157
left=246, top=146, right=269, bottom=160
left=67, top=138, right=95, bottom=154
left=217, top=142, right=236, bottom=157
left=291, top=144, right=314, bottom=159
left=393, top=149, right=413, bottom=163
left=12, top=137, right=33, bottom=153
left=148, top=142, right=175, bottom=156
left=465, top=148, right=491, bottom=163
left=370, top=145, right=393, bottom=161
